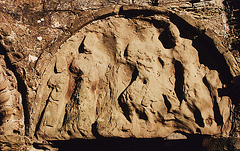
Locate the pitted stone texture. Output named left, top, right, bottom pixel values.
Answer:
left=0, top=55, right=25, bottom=150
left=34, top=15, right=233, bottom=140
left=0, top=56, right=24, bottom=136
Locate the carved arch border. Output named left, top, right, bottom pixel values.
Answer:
left=45, top=4, right=240, bottom=78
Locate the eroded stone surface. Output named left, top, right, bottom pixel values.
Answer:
left=0, top=55, right=25, bottom=150
left=32, top=15, right=233, bottom=140
left=0, top=3, right=239, bottom=150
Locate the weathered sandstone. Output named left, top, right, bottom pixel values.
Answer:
left=35, top=10, right=235, bottom=140
left=0, top=1, right=239, bottom=150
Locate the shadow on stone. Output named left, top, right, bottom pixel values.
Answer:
left=50, top=135, right=207, bottom=151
